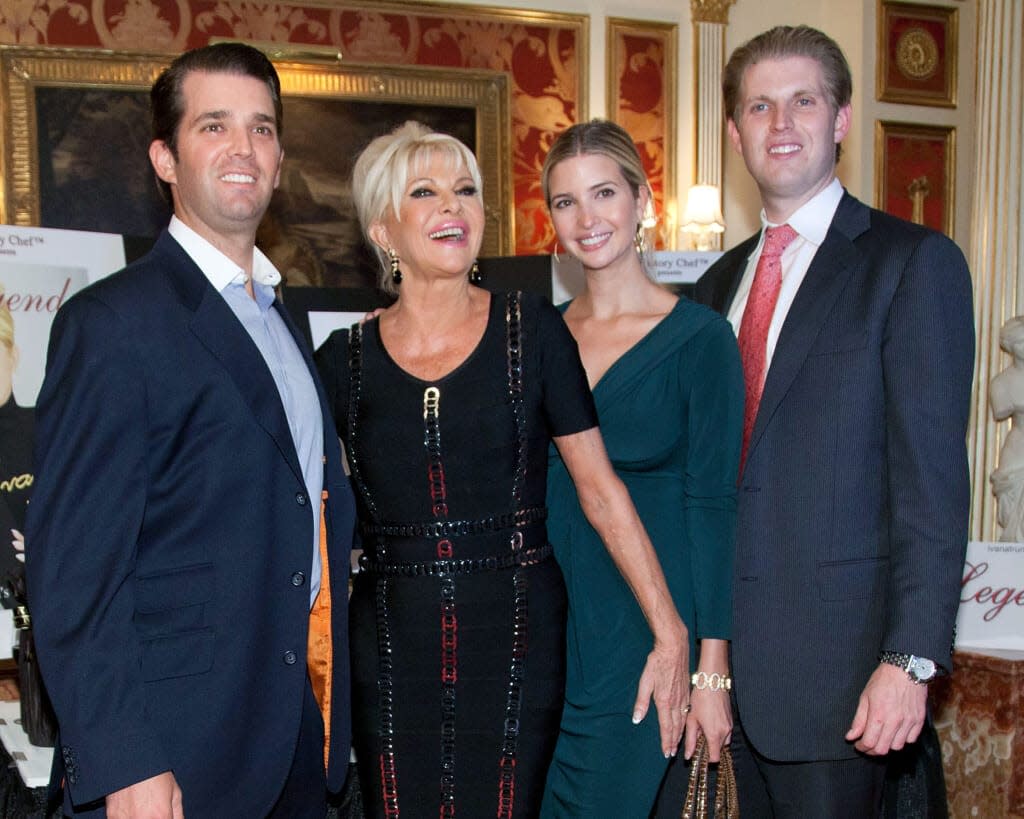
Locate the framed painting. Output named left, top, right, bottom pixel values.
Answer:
left=606, top=18, right=678, bottom=249
left=877, top=1, right=958, bottom=107
left=874, top=120, right=955, bottom=236
left=0, top=46, right=512, bottom=289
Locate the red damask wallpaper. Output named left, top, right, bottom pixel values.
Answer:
left=608, top=19, right=676, bottom=249
left=0, top=0, right=586, bottom=256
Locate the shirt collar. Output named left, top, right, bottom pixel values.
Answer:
left=168, top=216, right=282, bottom=293
left=758, top=177, right=844, bottom=245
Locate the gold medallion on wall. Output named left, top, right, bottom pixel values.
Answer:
left=895, top=27, right=938, bottom=81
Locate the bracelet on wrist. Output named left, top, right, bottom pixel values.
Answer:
left=690, top=671, right=731, bottom=692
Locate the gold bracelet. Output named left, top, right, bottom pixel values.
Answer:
left=691, top=671, right=732, bottom=692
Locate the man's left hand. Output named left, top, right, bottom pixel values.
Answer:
left=844, top=662, right=928, bottom=755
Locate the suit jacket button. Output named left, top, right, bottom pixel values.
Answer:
left=283, top=650, right=297, bottom=665
left=291, top=571, right=306, bottom=587
left=295, top=492, right=307, bottom=506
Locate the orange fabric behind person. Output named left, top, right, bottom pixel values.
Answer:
left=307, top=490, right=332, bottom=768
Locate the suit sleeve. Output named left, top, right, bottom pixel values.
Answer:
left=25, top=295, right=171, bottom=806
left=881, top=232, right=974, bottom=670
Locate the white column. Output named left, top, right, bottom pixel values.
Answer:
left=968, top=0, right=1024, bottom=539
left=689, top=1, right=735, bottom=251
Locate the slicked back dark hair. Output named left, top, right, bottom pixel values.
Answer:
left=150, top=42, right=283, bottom=201
left=723, top=25, right=851, bottom=161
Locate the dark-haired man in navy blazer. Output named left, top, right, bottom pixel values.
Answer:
left=25, top=43, right=354, bottom=818
left=693, top=26, right=974, bottom=818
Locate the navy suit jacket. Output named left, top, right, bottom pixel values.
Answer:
left=694, top=192, right=973, bottom=761
left=25, top=231, right=355, bottom=815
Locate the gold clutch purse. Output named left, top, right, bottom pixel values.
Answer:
left=682, top=733, right=739, bottom=819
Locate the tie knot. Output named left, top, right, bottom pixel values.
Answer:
left=763, top=224, right=798, bottom=259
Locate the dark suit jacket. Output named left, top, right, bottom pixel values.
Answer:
left=25, top=231, right=355, bottom=815
left=695, top=192, right=973, bottom=761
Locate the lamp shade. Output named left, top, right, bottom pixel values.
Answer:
left=680, top=184, right=725, bottom=233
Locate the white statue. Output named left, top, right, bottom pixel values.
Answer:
left=990, top=316, right=1024, bottom=541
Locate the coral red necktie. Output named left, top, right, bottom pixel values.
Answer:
left=737, top=224, right=798, bottom=472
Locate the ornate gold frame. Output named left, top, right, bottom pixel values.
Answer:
left=874, top=120, right=955, bottom=236
left=605, top=18, right=678, bottom=248
left=876, top=0, right=958, bottom=108
left=0, top=46, right=513, bottom=258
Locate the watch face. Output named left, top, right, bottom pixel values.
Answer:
left=910, top=656, right=936, bottom=682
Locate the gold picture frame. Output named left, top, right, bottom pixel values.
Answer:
left=606, top=18, right=678, bottom=249
left=0, top=46, right=512, bottom=288
left=874, top=120, right=955, bottom=236
left=876, top=1, right=958, bottom=108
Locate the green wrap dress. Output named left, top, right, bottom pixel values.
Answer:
left=541, top=297, right=744, bottom=818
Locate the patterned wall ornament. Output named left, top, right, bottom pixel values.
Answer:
left=0, top=0, right=88, bottom=44
left=689, top=0, right=735, bottom=25
left=196, top=1, right=326, bottom=44
left=93, top=0, right=188, bottom=49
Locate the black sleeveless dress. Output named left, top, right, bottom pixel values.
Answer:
left=316, top=291, right=598, bottom=818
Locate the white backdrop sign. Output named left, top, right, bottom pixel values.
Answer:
left=955, top=540, right=1024, bottom=651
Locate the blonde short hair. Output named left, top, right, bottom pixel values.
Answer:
left=0, top=297, right=13, bottom=350
left=352, top=121, right=483, bottom=295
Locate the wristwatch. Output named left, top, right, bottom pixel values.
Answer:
left=879, top=651, right=937, bottom=684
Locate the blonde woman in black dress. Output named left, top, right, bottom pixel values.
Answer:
left=316, top=121, right=691, bottom=818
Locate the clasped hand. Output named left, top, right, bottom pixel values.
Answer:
left=845, top=663, right=928, bottom=755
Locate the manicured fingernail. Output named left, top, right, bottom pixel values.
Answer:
left=632, top=712, right=642, bottom=724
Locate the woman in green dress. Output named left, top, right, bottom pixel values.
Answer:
left=540, top=120, right=744, bottom=817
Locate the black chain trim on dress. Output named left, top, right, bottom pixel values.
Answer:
left=348, top=323, right=400, bottom=818
left=359, top=507, right=547, bottom=539
left=422, top=385, right=458, bottom=818
left=506, top=291, right=526, bottom=506
left=497, top=291, right=528, bottom=819
left=359, top=543, right=553, bottom=576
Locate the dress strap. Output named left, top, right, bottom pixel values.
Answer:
left=346, top=322, right=382, bottom=527
left=498, top=290, right=527, bottom=818
left=348, top=322, right=401, bottom=817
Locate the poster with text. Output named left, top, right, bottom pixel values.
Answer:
left=0, top=225, right=124, bottom=656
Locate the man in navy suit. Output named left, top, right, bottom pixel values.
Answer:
left=694, top=26, right=973, bottom=817
left=25, top=43, right=354, bottom=817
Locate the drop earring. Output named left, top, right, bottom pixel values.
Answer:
left=469, top=260, right=482, bottom=285
left=634, top=223, right=645, bottom=256
left=388, top=247, right=402, bottom=285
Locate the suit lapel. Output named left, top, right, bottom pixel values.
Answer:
left=154, top=232, right=306, bottom=485
left=711, top=235, right=758, bottom=315
left=746, top=194, right=870, bottom=462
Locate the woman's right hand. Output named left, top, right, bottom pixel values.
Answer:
left=632, top=628, right=689, bottom=758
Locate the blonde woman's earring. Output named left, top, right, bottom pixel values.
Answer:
left=469, top=260, right=482, bottom=285
left=388, top=247, right=402, bottom=285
